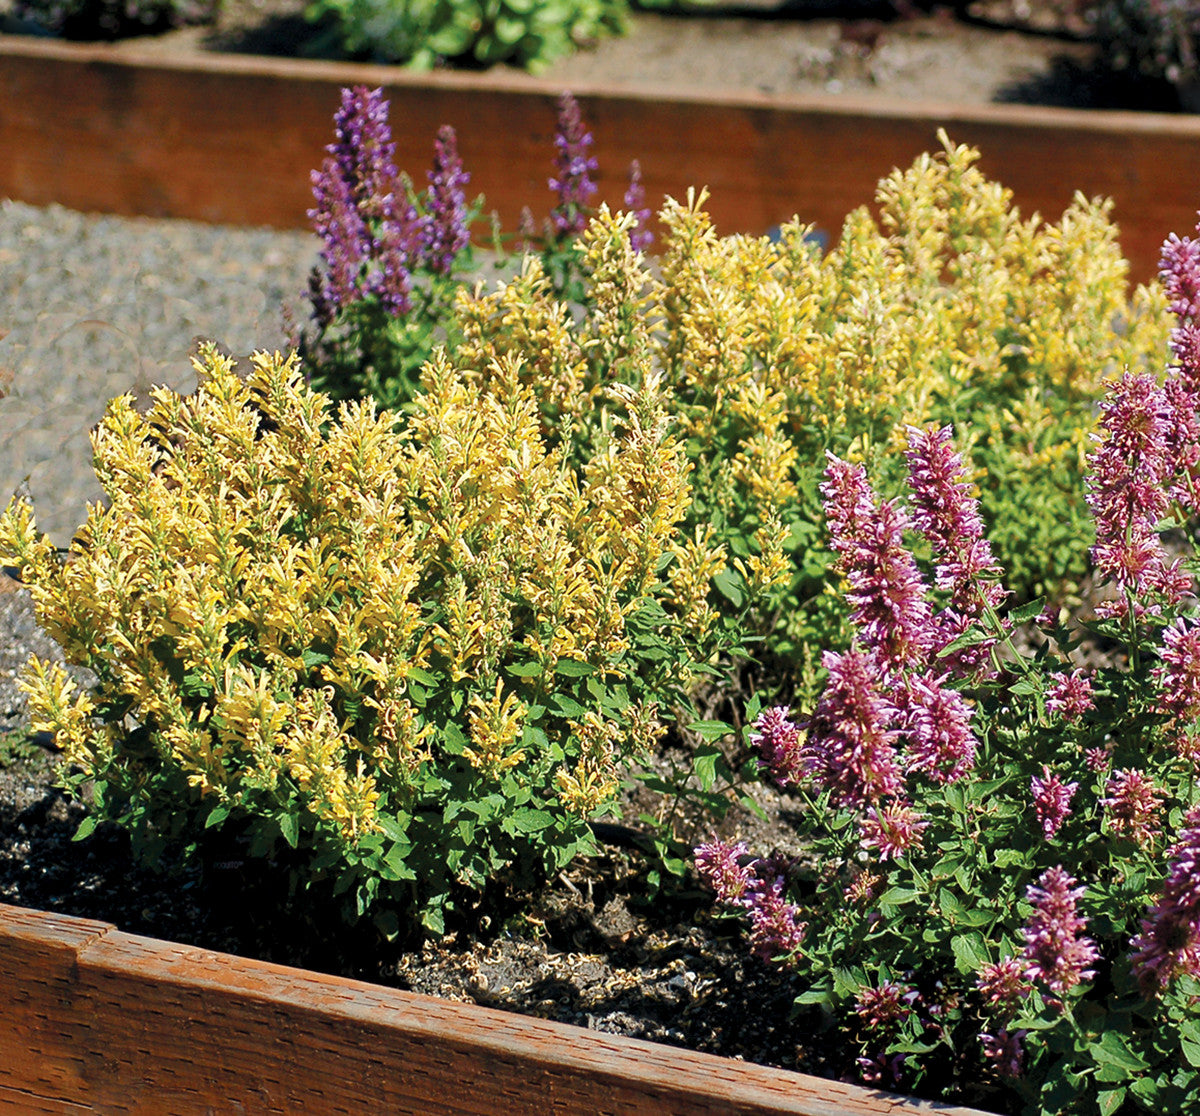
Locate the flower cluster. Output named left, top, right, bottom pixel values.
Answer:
left=308, top=85, right=421, bottom=325
left=423, top=125, right=471, bottom=276
left=548, top=91, right=598, bottom=240
left=1022, top=866, right=1098, bottom=997
left=623, top=159, right=653, bottom=254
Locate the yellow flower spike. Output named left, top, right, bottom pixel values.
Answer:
left=556, top=711, right=622, bottom=816
left=18, top=658, right=98, bottom=770
left=465, top=678, right=527, bottom=777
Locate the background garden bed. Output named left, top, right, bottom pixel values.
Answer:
left=3, top=30, right=1200, bottom=283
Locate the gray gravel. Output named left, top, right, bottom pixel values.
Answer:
left=0, top=199, right=321, bottom=544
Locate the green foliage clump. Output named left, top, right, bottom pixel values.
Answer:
left=0, top=344, right=713, bottom=935
left=304, top=0, right=628, bottom=70
left=1086, top=0, right=1200, bottom=97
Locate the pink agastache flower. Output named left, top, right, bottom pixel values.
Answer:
left=750, top=705, right=804, bottom=787
left=979, top=1029, right=1028, bottom=1078
left=1087, top=372, right=1188, bottom=614
left=1164, top=377, right=1200, bottom=516
left=1022, top=866, right=1098, bottom=997
left=975, top=956, right=1031, bottom=1012
left=854, top=980, right=918, bottom=1031
left=1154, top=618, right=1200, bottom=755
left=1102, top=768, right=1164, bottom=847
left=904, top=425, right=1006, bottom=619
left=1161, top=227, right=1200, bottom=389
left=902, top=671, right=976, bottom=784
left=1031, top=765, right=1078, bottom=840
left=821, top=454, right=935, bottom=667
left=1085, top=746, right=1112, bottom=773
left=1129, top=807, right=1200, bottom=996
left=694, top=840, right=754, bottom=907
left=803, top=647, right=904, bottom=807
left=859, top=800, right=928, bottom=861
left=744, top=860, right=808, bottom=962
left=1045, top=669, right=1094, bottom=721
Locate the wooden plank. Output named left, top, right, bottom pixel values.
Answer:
left=2, top=35, right=1200, bottom=282
left=0, top=903, right=996, bottom=1115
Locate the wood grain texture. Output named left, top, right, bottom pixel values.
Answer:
left=3, top=34, right=1200, bottom=282
left=0, top=903, right=996, bottom=1115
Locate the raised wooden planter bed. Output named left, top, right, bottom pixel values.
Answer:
left=0, top=902, right=995, bottom=1115
left=4, top=34, right=1200, bottom=283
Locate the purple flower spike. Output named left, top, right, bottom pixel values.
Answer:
left=744, top=864, right=807, bottom=962
left=308, top=85, right=418, bottom=321
left=803, top=647, right=904, bottom=808
left=854, top=980, right=918, bottom=1031
left=975, top=956, right=1031, bottom=1011
left=1129, top=807, right=1200, bottom=996
left=1102, top=768, right=1164, bottom=848
left=1031, top=765, right=1078, bottom=840
left=424, top=125, right=471, bottom=276
left=548, top=91, right=598, bottom=240
left=624, top=159, right=654, bottom=253
left=1021, top=866, right=1098, bottom=997
left=821, top=454, right=935, bottom=668
left=1045, top=669, right=1094, bottom=721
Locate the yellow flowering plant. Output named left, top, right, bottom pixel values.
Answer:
left=0, top=343, right=708, bottom=935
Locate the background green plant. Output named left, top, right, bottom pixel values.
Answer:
left=303, top=0, right=628, bottom=70
left=11, top=0, right=214, bottom=37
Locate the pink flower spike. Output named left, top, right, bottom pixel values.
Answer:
left=694, top=840, right=754, bottom=907
left=979, top=1029, right=1028, bottom=1078
left=903, top=672, right=976, bottom=784
left=1129, top=807, right=1200, bottom=996
left=1155, top=618, right=1200, bottom=750
left=802, top=647, right=904, bottom=808
left=1102, top=769, right=1165, bottom=848
left=859, top=800, right=928, bottom=861
left=975, top=957, right=1031, bottom=1011
left=744, top=865, right=807, bottom=962
left=1022, top=866, right=1098, bottom=997
left=821, top=454, right=935, bottom=668
left=750, top=705, right=804, bottom=788
left=904, top=424, right=1006, bottom=618
left=854, top=980, right=918, bottom=1031
left=1031, top=765, right=1078, bottom=840
left=1045, top=669, right=1094, bottom=721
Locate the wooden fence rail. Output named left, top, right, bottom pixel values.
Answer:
left=0, top=902, right=995, bottom=1114
left=3, top=35, right=1200, bottom=282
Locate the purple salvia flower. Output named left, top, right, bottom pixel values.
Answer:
left=904, top=425, right=1006, bottom=619
left=975, top=956, right=1031, bottom=1011
left=1087, top=372, right=1185, bottom=613
left=1129, top=807, right=1200, bottom=996
left=1045, top=669, right=1094, bottom=721
left=821, top=454, right=935, bottom=667
left=1154, top=617, right=1200, bottom=757
left=744, top=863, right=807, bottom=962
left=1031, top=765, right=1078, bottom=840
left=803, top=647, right=904, bottom=808
left=548, top=91, right=598, bottom=240
left=1102, top=768, right=1165, bottom=847
left=694, top=840, right=754, bottom=907
left=979, top=1029, right=1028, bottom=1078
left=902, top=671, right=976, bottom=784
left=859, top=799, right=928, bottom=861
left=308, top=167, right=370, bottom=326
left=623, top=159, right=654, bottom=253
left=750, top=705, right=804, bottom=787
left=424, top=125, right=471, bottom=276
left=1022, top=865, right=1098, bottom=997
left=308, top=86, right=418, bottom=321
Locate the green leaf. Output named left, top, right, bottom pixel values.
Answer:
left=712, top=569, right=744, bottom=607
left=687, top=720, right=733, bottom=741
left=406, top=665, right=439, bottom=686
left=1182, top=1038, right=1200, bottom=1069
left=1089, top=1031, right=1148, bottom=1074
left=72, top=815, right=98, bottom=842
left=279, top=811, right=299, bottom=849
left=506, top=807, right=555, bottom=834
left=1098, top=1087, right=1127, bottom=1116
left=552, top=694, right=588, bottom=718
left=301, top=647, right=331, bottom=670
left=693, top=746, right=720, bottom=792
left=555, top=659, right=593, bottom=677
left=950, top=932, right=989, bottom=974
left=1008, top=597, right=1047, bottom=625
left=506, top=660, right=544, bottom=678
left=877, top=886, right=919, bottom=907
left=204, top=805, right=230, bottom=830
